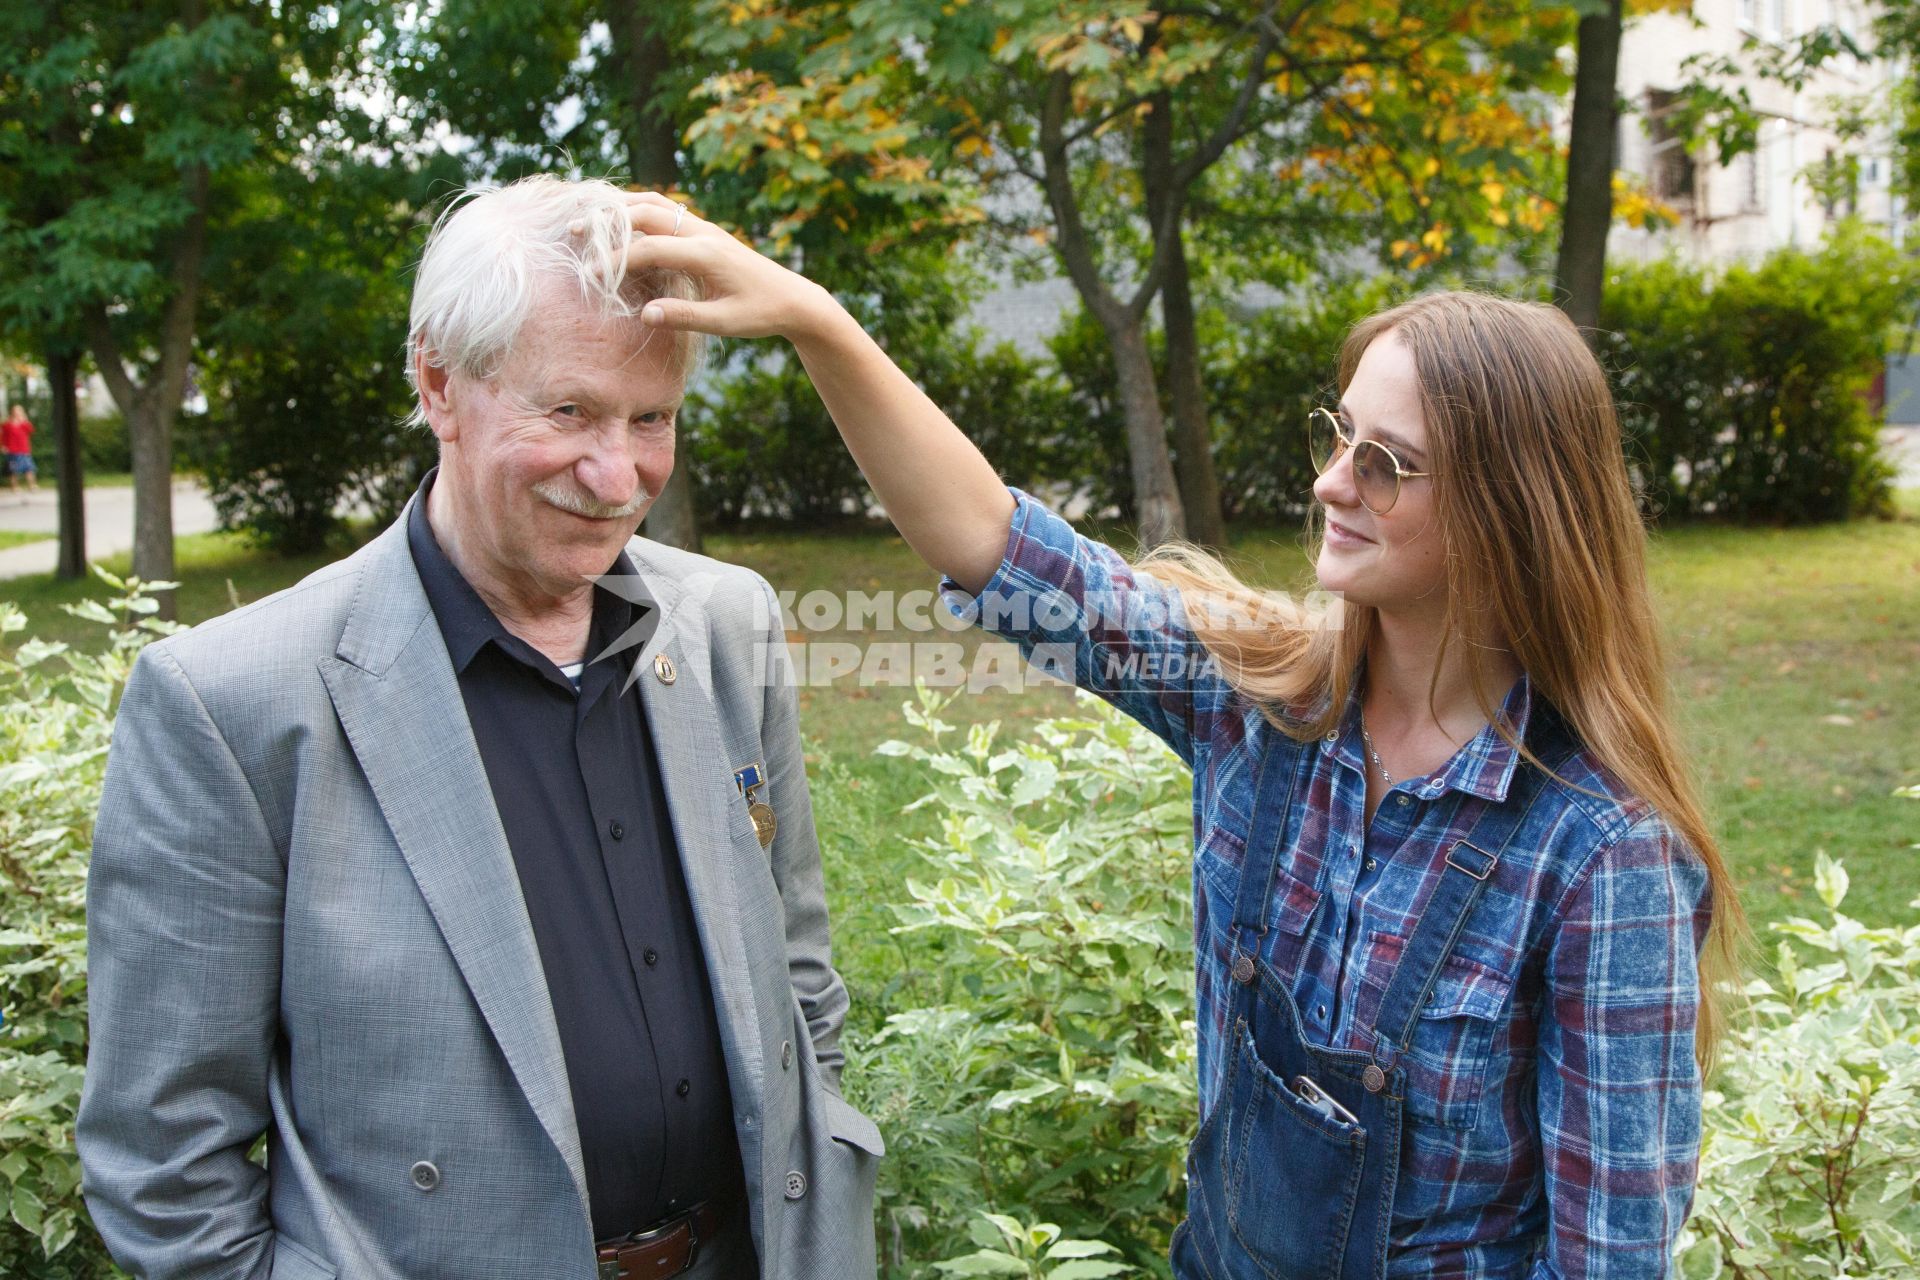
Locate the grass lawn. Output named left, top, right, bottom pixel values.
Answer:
left=0, top=529, right=51, bottom=549
left=4, top=502, right=1915, bottom=946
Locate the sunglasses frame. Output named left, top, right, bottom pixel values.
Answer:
left=1307, top=406, right=1431, bottom=516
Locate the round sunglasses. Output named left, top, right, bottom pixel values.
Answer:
left=1307, top=406, right=1431, bottom=515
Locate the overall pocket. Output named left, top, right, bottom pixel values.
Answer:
left=1222, top=1014, right=1367, bottom=1279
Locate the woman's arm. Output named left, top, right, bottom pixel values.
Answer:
left=1536, top=812, right=1712, bottom=1276
left=622, top=192, right=1014, bottom=594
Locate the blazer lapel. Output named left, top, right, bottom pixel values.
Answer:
left=317, top=501, right=590, bottom=1213
left=621, top=548, right=769, bottom=1206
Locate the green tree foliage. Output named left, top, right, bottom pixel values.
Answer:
left=0, top=1, right=424, bottom=584
left=684, top=0, right=1575, bottom=543
left=187, top=154, right=458, bottom=553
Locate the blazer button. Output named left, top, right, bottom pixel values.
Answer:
left=781, top=1040, right=793, bottom=1069
left=784, top=1171, right=807, bottom=1200
left=410, top=1161, right=441, bottom=1192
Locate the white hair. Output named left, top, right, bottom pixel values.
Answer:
left=404, top=174, right=707, bottom=428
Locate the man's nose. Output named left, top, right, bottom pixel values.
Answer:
left=574, top=433, right=643, bottom=508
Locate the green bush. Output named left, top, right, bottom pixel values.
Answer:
left=1599, top=222, right=1913, bottom=524
left=1679, top=837, right=1920, bottom=1277
left=75, top=413, right=131, bottom=476
left=0, top=568, right=174, bottom=1279
left=851, top=686, right=1197, bottom=1277
left=687, top=330, right=1076, bottom=525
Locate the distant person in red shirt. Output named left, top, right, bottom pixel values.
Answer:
left=3, top=405, right=37, bottom=498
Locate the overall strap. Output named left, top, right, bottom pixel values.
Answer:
left=1368, top=728, right=1573, bottom=1070
left=1230, top=728, right=1321, bottom=937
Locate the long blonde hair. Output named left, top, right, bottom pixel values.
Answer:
left=1140, top=290, right=1747, bottom=1074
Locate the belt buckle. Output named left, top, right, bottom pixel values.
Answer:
left=598, top=1203, right=704, bottom=1279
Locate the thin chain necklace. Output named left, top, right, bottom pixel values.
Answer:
left=1359, top=711, right=1395, bottom=786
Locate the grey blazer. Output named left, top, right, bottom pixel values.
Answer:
left=76, top=492, right=883, bottom=1279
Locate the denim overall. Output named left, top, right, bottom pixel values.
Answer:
left=1172, top=725, right=1562, bottom=1280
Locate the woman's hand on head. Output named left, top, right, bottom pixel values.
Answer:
left=612, top=191, right=838, bottom=344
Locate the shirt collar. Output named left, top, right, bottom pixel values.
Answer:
left=1328, top=665, right=1534, bottom=803
left=405, top=465, right=648, bottom=683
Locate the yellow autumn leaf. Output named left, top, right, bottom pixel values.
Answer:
left=1480, top=180, right=1505, bottom=204
left=1422, top=156, right=1441, bottom=179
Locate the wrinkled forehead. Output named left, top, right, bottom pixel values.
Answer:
left=510, top=278, right=685, bottom=372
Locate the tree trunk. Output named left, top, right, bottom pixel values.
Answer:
left=607, top=0, right=703, bottom=553
left=1104, top=318, right=1186, bottom=548
left=1143, top=89, right=1226, bottom=549
left=127, top=396, right=176, bottom=596
left=1555, top=0, right=1624, bottom=336
left=46, top=346, right=86, bottom=579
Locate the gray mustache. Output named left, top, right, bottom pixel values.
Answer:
left=532, top=478, right=654, bottom=520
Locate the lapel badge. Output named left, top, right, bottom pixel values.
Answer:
left=653, top=652, right=677, bottom=685
left=733, top=760, right=777, bottom=850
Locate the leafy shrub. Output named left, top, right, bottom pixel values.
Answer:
left=1679, top=839, right=1920, bottom=1277
left=852, top=686, right=1197, bottom=1277
left=0, top=568, right=174, bottom=1278
left=1600, top=221, right=1914, bottom=524
left=935, top=1214, right=1132, bottom=1279
left=687, top=329, right=1075, bottom=525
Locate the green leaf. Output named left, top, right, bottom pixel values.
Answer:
left=1047, top=1262, right=1132, bottom=1280
left=11, top=1182, right=45, bottom=1235
left=935, top=1249, right=1030, bottom=1276
left=1815, top=851, right=1850, bottom=911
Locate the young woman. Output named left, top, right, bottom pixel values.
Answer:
left=614, top=192, right=1745, bottom=1279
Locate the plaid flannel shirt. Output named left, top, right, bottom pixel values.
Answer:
left=939, top=488, right=1711, bottom=1279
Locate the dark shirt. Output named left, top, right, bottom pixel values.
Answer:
left=406, top=466, right=742, bottom=1240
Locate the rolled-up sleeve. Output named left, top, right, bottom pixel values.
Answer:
left=1536, top=812, right=1711, bottom=1278
left=938, top=486, right=1228, bottom=765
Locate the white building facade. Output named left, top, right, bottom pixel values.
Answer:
left=1611, top=0, right=1909, bottom=264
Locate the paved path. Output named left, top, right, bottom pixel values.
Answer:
left=0, top=480, right=222, bottom=582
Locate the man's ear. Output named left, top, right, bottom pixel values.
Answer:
left=415, top=352, right=459, bottom=444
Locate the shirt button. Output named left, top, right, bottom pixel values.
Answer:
left=1324, top=731, right=1337, bottom=742
left=1315, top=1004, right=1327, bottom=1021
left=676, top=1078, right=691, bottom=1098
left=1395, top=795, right=1410, bottom=806
left=410, top=1161, right=440, bottom=1192
left=1365, top=858, right=1377, bottom=871
left=644, top=948, right=658, bottom=966
left=609, top=820, right=625, bottom=841
left=784, top=1171, right=807, bottom=1200
left=781, top=1040, right=794, bottom=1069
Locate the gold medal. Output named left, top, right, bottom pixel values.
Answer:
left=748, top=800, right=778, bottom=848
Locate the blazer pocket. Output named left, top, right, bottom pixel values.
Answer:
left=271, top=1233, right=338, bottom=1280
left=820, top=1089, right=886, bottom=1157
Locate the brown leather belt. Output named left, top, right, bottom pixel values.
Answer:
left=595, top=1201, right=723, bottom=1279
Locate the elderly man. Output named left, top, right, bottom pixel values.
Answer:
left=76, top=175, right=881, bottom=1280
